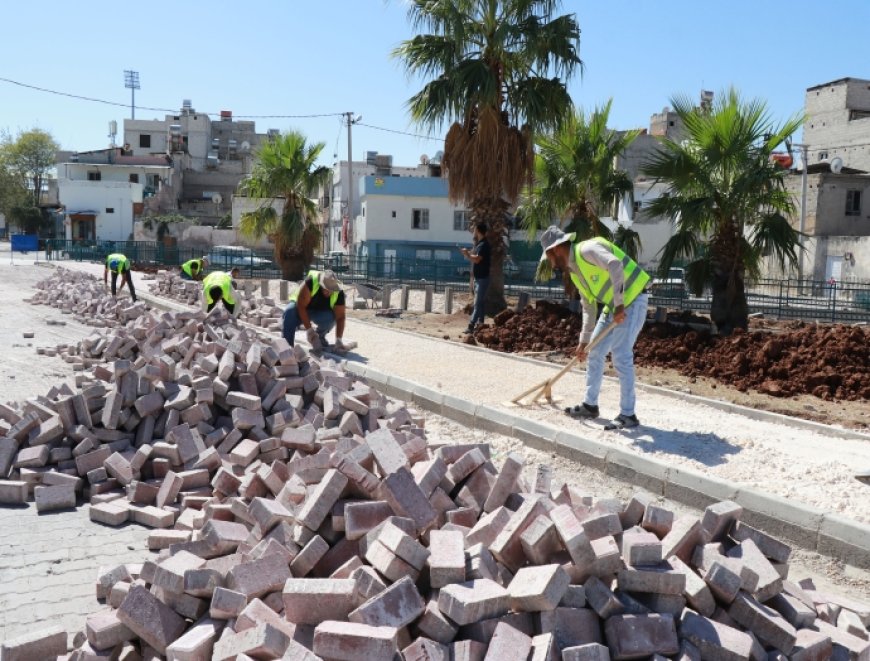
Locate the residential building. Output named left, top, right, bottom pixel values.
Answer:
left=803, top=78, right=870, bottom=170
left=354, top=174, right=470, bottom=274
left=323, top=151, right=437, bottom=254
left=124, top=100, right=272, bottom=222
left=768, top=78, right=870, bottom=283
left=56, top=148, right=177, bottom=242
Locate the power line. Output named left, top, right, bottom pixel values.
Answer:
left=0, top=76, right=345, bottom=119
left=356, top=122, right=444, bottom=142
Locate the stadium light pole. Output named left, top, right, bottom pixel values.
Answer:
left=124, top=70, right=140, bottom=120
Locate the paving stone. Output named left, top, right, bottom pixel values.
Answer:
left=0, top=625, right=68, bottom=661
left=438, top=579, right=510, bottom=626
left=313, top=620, right=399, bottom=661
left=116, top=584, right=187, bottom=654
left=349, top=575, right=425, bottom=628
left=508, top=564, right=570, bottom=613
left=603, top=613, right=679, bottom=660
left=283, top=578, right=358, bottom=625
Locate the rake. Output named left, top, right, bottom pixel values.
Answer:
left=511, top=322, right=617, bottom=406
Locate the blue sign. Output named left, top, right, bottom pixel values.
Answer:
left=11, top=234, right=38, bottom=252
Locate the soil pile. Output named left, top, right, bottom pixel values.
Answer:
left=471, top=301, right=869, bottom=402
left=636, top=321, right=870, bottom=401
left=473, top=301, right=582, bottom=353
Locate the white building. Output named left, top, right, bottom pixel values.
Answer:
left=57, top=150, right=175, bottom=242
left=354, top=174, right=472, bottom=275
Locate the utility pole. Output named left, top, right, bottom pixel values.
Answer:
left=796, top=143, right=809, bottom=289
left=124, top=70, right=140, bottom=120
left=345, top=112, right=361, bottom=253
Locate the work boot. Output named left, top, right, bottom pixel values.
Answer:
left=604, top=413, right=641, bottom=430
left=565, top=403, right=599, bottom=419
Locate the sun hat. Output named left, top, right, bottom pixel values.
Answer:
left=539, top=225, right=576, bottom=261
left=320, top=269, right=342, bottom=291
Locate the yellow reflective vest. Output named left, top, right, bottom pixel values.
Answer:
left=291, top=270, right=339, bottom=309
left=181, top=259, right=204, bottom=278
left=106, top=253, right=129, bottom=273
left=569, top=238, right=650, bottom=311
left=202, top=271, right=236, bottom=306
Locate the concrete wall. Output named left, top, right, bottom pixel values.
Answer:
left=60, top=181, right=137, bottom=241
left=785, top=172, right=870, bottom=237
left=232, top=196, right=286, bottom=229
left=133, top=220, right=273, bottom=250
left=803, top=78, right=870, bottom=171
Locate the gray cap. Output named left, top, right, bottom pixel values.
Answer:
left=539, top=225, right=576, bottom=261
left=320, top=269, right=342, bottom=292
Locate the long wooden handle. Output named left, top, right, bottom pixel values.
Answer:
left=517, top=321, right=618, bottom=404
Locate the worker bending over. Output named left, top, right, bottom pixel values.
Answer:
left=181, top=256, right=209, bottom=281
left=282, top=269, right=351, bottom=353
left=540, top=225, right=650, bottom=430
left=202, top=268, right=240, bottom=317
left=103, top=253, right=137, bottom=302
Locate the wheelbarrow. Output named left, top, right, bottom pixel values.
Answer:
left=354, top=282, right=383, bottom=309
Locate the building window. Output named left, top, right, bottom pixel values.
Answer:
left=412, top=208, right=429, bottom=230
left=391, top=211, right=396, bottom=218
left=415, top=249, right=432, bottom=260
left=139, top=134, right=151, bottom=148
left=668, top=121, right=675, bottom=127
left=453, top=210, right=469, bottom=231
left=633, top=201, right=642, bottom=213
left=87, top=171, right=101, bottom=181
left=818, top=151, right=828, bottom=161
left=846, top=190, right=862, bottom=216
left=129, top=174, right=139, bottom=183
left=434, top=249, right=451, bottom=261
left=105, top=208, right=115, bottom=214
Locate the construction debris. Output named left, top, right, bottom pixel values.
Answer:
left=1, top=270, right=869, bottom=660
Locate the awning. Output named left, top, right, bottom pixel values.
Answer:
left=66, top=210, right=98, bottom=217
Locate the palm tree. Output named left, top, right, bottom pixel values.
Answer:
left=643, top=89, right=803, bottom=335
left=238, top=131, right=331, bottom=280
left=393, top=0, right=582, bottom=313
left=520, top=100, right=640, bottom=282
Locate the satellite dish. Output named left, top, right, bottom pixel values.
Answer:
left=420, top=154, right=430, bottom=165
left=240, top=141, right=250, bottom=152
left=211, top=194, right=223, bottom=205
left=830, top=157, right=843, bottom=174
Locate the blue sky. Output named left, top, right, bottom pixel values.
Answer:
left=2, top=0, right=869, bottom=168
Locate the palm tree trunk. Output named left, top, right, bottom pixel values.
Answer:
left=710, top=223, right=749, bottom=335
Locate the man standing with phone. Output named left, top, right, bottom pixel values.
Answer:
left=459, top=221, right=491, bottom=334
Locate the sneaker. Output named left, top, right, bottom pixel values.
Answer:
left=463, top=326, right=475, bottom=335
left=565, top=403, right=599, bottom=419
left=604, top=414, right=640, bottom=430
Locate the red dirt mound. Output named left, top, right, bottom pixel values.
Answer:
left=635, top=322, right=870, bottom=401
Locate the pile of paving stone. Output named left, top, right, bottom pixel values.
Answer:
left=149, top=270, right=286, bottom=331
left=26, top=267, right=150, bottom=328
left=1, top=275, right=869, bottom=660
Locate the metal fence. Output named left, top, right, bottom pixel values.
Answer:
left=44, top=240, right=870, bottom=323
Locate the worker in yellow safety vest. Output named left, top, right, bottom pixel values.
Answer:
left=282, top=269, right=353, bottom=353
left=539, top=225, right=650, bottom=430
left=103, top=253, right=137, bottom=302
left=201, top=268, right=240, bottom=317
left=180, top=256, right=209, bottom=281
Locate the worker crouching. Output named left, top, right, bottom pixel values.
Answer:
left=282, top=269, right=354, bottom=354
left=181, top=256, right=209, bottom=281
left=202, top=268, right=240, bottom=317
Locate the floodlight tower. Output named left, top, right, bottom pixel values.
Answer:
left=124, top=70, right=140, bottom=119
